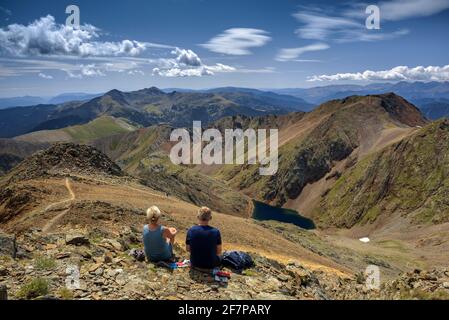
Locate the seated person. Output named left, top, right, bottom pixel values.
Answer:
left=186, top=207, right=222, bottom=269
left=143, top=206, right=177, bottom=262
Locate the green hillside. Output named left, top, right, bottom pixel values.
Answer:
left=315, top=119, right=449, bottom=228
left=15, top=116, right=137, bottom=144
left=62, top=116, right=137, bottom=143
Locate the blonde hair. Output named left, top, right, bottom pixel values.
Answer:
left=146, top=206, right=162, bottom=223
left=197, top=206, right=212, bottom=221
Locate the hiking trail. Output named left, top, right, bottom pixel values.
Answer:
left=42, top=178, right=75, bottom=233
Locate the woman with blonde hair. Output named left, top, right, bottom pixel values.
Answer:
left=143, top=206, right=177, bottom=262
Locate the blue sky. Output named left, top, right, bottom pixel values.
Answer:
left=0, top=0, right=448, bottom=97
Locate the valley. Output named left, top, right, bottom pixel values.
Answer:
left=1, top=86, right=449, bottom=300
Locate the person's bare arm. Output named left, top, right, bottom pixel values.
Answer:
left=163, top=227, right=177, bottom=240
left=216, top=244, right=222, bottom=255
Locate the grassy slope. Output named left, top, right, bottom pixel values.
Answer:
left=92, top=126, right=253, bottom=217
left=315, top=119, right=449, bottom=228
left=15, top=116, right=137, bottom=144
left=62, top=116, right=136, bottom=143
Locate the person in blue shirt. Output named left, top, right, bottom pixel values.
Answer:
left=143, top=206, right=177, bottom=262
left=186, top=207, right=222, bottom=269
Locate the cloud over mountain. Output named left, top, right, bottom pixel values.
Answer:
left=308, top=65, right=449, bottom=82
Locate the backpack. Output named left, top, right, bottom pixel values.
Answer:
left=128, top=248, right=146, bottom=262
left=221, top=251, right=254, bottom=272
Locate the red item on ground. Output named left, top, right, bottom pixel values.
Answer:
left=216, top=271, right=231, bottom=278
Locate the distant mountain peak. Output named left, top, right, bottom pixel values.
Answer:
left=367, top=93, right=426, bottom=127
left=105, top=89, right=123, bottom=96
left=319, top=93, right=427, bottom=127
left=140, top=87, right=165, bottom=95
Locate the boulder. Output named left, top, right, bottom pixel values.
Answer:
left=65, top=233, right=90, bottom=246
left=100, top=239, right=123, bottom=252
left=0, top=232, right=16, bottom=258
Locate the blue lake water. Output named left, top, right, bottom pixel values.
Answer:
left=252, top=200, right=315, bottom=230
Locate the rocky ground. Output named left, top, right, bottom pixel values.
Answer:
left=1, top=228, right=449, bottom=300
left=3, top=143, right=123, bottom=185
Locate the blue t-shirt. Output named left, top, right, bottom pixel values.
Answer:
left=186, top=225, right=222, bottom=269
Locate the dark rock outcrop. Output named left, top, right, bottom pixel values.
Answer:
left=0, top=232, right=16, bottom=258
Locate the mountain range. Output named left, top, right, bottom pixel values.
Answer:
left=272, top=81, right=449, bottom=119
left=272, top=81, right=449, bottom=104
left=165, top=82, right=449, bottom=117
left=0, top=87, right=309, bottom=138
left=0, top=93, right=102, bottom=109
left=3, top=81, right=449, bottom=117
left=1, top=85, right=449, bottom=300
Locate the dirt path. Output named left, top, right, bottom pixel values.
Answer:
left=70, top=174, right=169, bottom=200
left=42, top=178, right=75, bottom=233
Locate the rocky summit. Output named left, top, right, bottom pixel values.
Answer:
left=1, top=227, right=448, bottom=300
left=3, top=143, right=123, bottom=183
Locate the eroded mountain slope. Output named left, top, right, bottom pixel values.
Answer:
left=314, top=119, right=449, bottom=228
left=213, top=93, right=426, bottom=209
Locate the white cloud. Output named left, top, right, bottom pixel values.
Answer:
left=200, top=28, right=271, bottom=55
left=206, top=63, right=236, bottom=73
left=296, top=1, right=449, bottom=44
left=0, top=56, right=151, bottom=79
left=0, top=16, right=238, bottom=79
left=152, top=48, right=235, bottom=77
left=345, top=0, right=449, bottom=21
left=0, top=15, right=172, bottom=58
left=0, top=57, right=81, bottom=77
left=38, top=72, right=53, bottom=79
left=1, top=49, right=235, bottom=79
left=293, top=11, right=409, bottom=43
left=172, top=48, right=202, bottom=66
left=64, top=64, right=106, bottom=78
left=338, top=29, right=409, bottom=43
left=308, top=65, right=449, bottom=82
left=379, top=0, right=449, bottom=21
left=294, top=12, right=359, bottom=40
left=234, top=67, right=276, bottom=74
left=153, top=67, right=212, bottom=77
left=276, top=43, right=329, bottom=62
left=127, top=69, right=144, bottom=76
